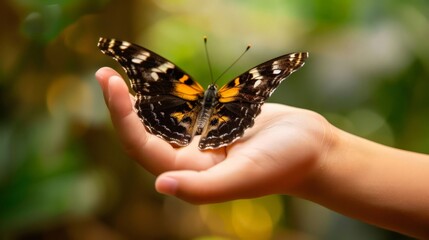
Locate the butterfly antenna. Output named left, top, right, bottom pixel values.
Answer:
left=204, top=36, right=215, bottom=84
left=214, top=43, right=251, bottom=84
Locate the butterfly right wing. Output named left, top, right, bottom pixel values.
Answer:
left=97, top=37, right=205, bottom=146
left=198, top=52, right=309, bottom=149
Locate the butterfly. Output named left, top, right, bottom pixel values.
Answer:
left=97, top=37, right=308, bottom=150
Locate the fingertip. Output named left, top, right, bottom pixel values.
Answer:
left=155, top=172, right=211, bottom=204
left=106, top=75, right=134, bottom=118
left=107, top=75, right=129, bottom=104
left=153, top=159, right=269, bottom=204
left=95, top=67, right=122, bottom=101
left=155, top=176, right=179, bottom=196
left=95, top=68, right=104, bottom=81
left=95, top=67, right=122, bottom=84
left=95, top=67, right=112, bottom=81
left=154, top=171, right=232, bottom=204
left=108, top=75, right=126, bottom=92
left=95, top=67, right=105, bottom=80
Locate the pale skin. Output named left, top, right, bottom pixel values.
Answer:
left=96, top=67, right=429, bottom=238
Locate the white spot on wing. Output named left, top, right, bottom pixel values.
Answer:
left=154, top=62, right=175, bottom=73
left=132, top=58, right=143, bottom=64
left=273, top=69, right=282, bottom=74
left=253, top=79, right=262, bottom=88
left=151, top=72, right=159, bottom=81
left=249, top=68, right=260, bottom=77
left=119, top=41, right=131, bottom=50
left=249, top=68, right=263, bottom=80
left=272, top=60, right=280, bottom=70
left=129, top=52, right=150, bottom=64
left=108, top=39, right=115, bottom=49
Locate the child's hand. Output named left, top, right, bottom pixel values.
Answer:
left=95, top=67, right=329, bottom=204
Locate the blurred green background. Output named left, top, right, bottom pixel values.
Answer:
left=1, top=0, right=428, bottom=239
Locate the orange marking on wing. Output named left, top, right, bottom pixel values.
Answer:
left=173, top=80, right=204, bottom=101
left=219, top=115, right=230, bottom=123
left=218, top=81, right=240, bottom=103
left=179, top=75, right=189, bottom=83
left=234, top=77, right=241, bottom=86
left=171, top=112, right=185, bottom=122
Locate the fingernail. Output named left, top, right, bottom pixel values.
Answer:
left=156, top=177, right=178, bottom=195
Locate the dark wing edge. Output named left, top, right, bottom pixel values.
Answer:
left=198, top=102, right=262, bottom=150
left=97, top=37, right=204, bottom=97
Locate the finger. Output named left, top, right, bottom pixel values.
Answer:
left=95, top=67, right=122, bottom=104
left=172, top=137, right=226, bottom=170
left=98, top=71, right=178, bottom=174
left=155, top=155, right=272, bottom=204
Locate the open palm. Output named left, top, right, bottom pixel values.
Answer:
left=96, top=67, right=329, bottom=204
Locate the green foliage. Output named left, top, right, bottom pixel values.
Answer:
left=0, top=0, right=427, bottom=239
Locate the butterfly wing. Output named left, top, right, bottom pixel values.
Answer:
left=98, top=38, right=205, bottom=146
left=198, top=52, right=309, bottom=150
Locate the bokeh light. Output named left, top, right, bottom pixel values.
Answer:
left=0, top=0, right=427, bottom=239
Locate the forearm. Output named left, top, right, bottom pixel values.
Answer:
left=295, top=125, right=429, bottom=238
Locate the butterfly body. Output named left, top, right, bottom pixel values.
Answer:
left=195, top=84, right=217, bottom=134
left=97, top=37, right=308, bottom=150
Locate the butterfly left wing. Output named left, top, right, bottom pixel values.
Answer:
left=198, top=52, right=309, bottom=150
left=97, top=38, right=205, bottom=147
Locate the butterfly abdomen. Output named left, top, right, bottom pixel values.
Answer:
left=194, top=84, right=218, bottom=135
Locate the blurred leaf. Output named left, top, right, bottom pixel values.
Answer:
left=16, top=0, right=110, bottom=42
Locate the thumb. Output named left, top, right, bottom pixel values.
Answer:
left=155, top=159, right=270, bottom=204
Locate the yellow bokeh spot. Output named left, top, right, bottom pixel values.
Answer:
left=199, top=196, right=283, bottom=239
left=46, top=75, right=93, bottom=122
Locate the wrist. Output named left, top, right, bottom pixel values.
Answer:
left=285, top=111, right=340, bottom=198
